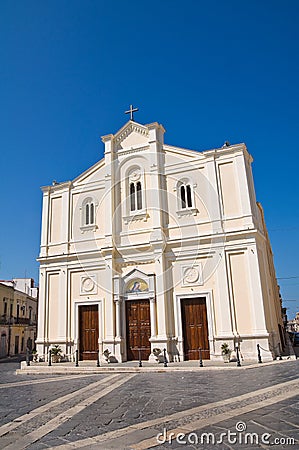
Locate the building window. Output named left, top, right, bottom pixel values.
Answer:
left=176, top=179, right=198, bottom=217
left=3, top=302, right=7, bottom=316
left=180, top=184, right=193, bottom=209
left=81, top=197, right=97, bottom=231
left=130, top=181, right=143, bottom=212
left=85, top=201, right=95, bottom=225
left=124, top=166, right=148, bottom=224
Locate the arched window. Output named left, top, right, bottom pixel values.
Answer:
left=130, top=183, right=135, bottom=211
left=124, top=166, right=147, bottom=224
left=130, top=181, right=142, bottom=212
left=81, top=197, right=97, bottom=230
left=180, top=183, right=193, bottom=209
left=85, top=203, right=90, bottom=225
left=137, top=181, right=142, bottom=210
left=90, top=202, right=94, bottom=224
left=85, top=201, right=95, bottom=225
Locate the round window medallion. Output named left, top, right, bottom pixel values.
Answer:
left=130, top=170, right=141, bottom=182
left=184, top=267, right=199, bottom=284
left=82, top=277, right=95, bottom=292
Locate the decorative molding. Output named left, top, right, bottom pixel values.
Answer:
left=121, top=269, right=155, bottom=300
left=80, top=275, right=97, bottom=295
left=181, top=264, right=203, bottom=286
left=114, top=123, right=149, bottom=150
left=80, top=224, right=98, bottom=233
left=176, top=208, right=198, bottom=217
left=129, top=169, right=141, bottom=182
left=123, top=211, right=148, bottom=224
left=117, top=146, right=149, bottom=156
left=115, top=123, right=148, bottom=142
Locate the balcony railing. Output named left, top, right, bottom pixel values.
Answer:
left=0, top=315, right=36, bottom=326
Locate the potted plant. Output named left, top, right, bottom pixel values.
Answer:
left=221, top=343, right=231, bottom=363
left=51, top=345, right=62, bottom=363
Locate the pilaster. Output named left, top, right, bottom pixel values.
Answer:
left=246, top=245, right=269, bottom=335
left=102, top=134, right=114, bottom=248
left=214, top=253, right=234, bottom=337
left=147, top=123, right=166, bottom=232
left=36, top=267, right=47, bottom=355
left=234, top=153, right=254, bottom=227
left=205, top=158, right=223, bottom=233
left=61, top=185, right=71, bottom=254
left=149, top=296, right=157, bottom=337
left=57, top=268, right=67, bottom=341
left=40, top=188, right=50, bottom=257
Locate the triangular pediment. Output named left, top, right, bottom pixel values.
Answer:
left=114, top=121, right=149, bottom=150
left=122, top=269, right=155, bottom=295
left=123, top=268, right=149, bottom=282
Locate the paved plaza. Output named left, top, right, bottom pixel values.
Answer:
left=0, top=358, right=298, bottom=449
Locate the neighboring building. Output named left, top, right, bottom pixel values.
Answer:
left=0, top=279, right=38, bottom=358
left=287, top=312, right=299, bottom=332
left=36, top=117, right=283, bottom=363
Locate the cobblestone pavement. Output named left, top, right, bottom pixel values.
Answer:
left=0, top=359, right=298, bottom=449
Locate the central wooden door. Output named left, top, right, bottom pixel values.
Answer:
left=126, top=300, right=151, bottom=360
left=79, top=305, right=99, bottom=360
left=181, top=297, right=210, bottom=360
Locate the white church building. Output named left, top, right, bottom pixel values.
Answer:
left=36, top=112, right=284, bottom=362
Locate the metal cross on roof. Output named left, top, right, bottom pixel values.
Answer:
left=125, top=104, right=139, bottom=121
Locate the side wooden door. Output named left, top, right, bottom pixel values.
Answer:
left=181, top=297, right=210, bottom=360
left=126, top=300, right=151, bottom=360
left=79, top=305, right=99, bottom=360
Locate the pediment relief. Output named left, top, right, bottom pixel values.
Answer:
left=113, top=268, right=155, bottom=297
left=123, top=268, right=149, bottom=283
left=114, top=122, right=149, bottom=150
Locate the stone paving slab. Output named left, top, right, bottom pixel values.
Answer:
left=0, top=360, right=298, bottom=450
left=29, top=366, right=298, bottom=449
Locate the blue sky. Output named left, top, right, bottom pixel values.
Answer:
left=0, top=1, right=298, bottom=318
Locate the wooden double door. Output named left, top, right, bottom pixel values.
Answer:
left=126, top=300, right=151, bottom=360
left=79, top=305, right=99, bottom=360
left=181, top=297, right=210, bottom=360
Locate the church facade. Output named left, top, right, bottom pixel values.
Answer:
left=36, top=118, right=283, bottom=362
